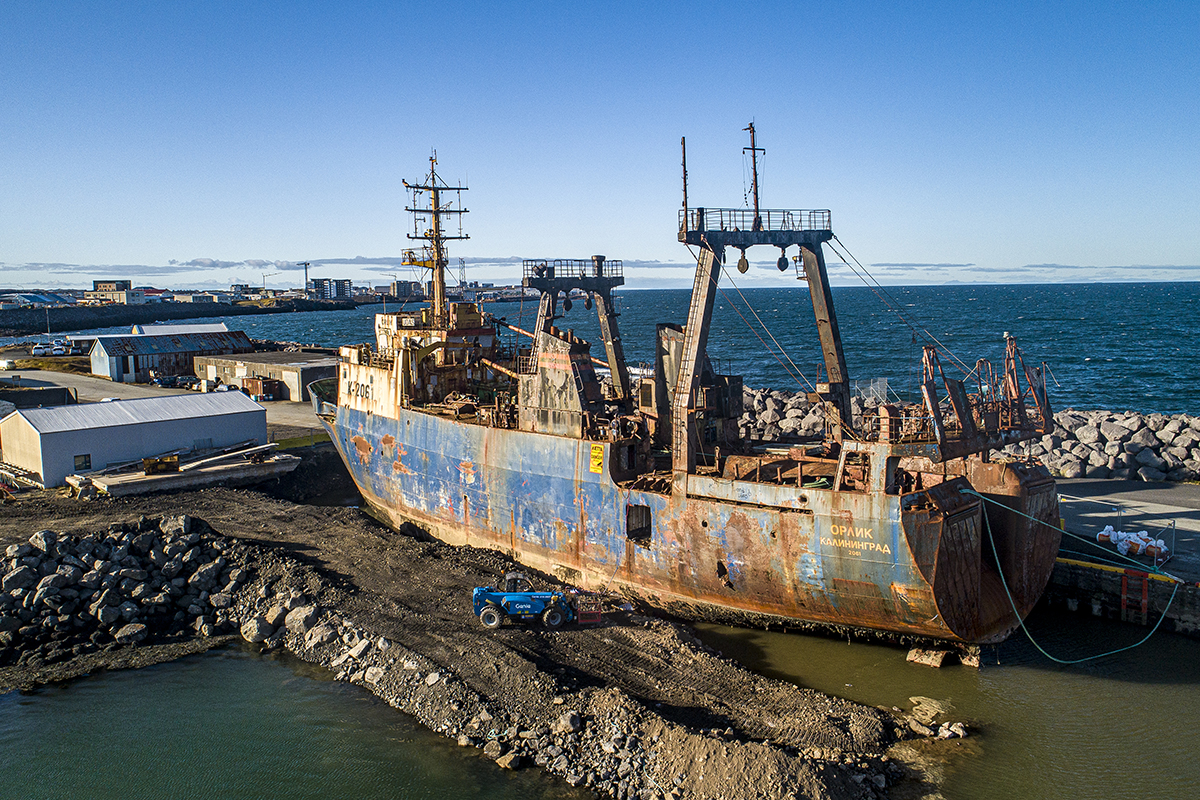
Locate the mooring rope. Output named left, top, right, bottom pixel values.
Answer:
left=967, top=487, right=1181, bottom=579
left=960, top=488, right=1183, bottom=664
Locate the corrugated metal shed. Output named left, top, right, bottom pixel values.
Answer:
left=17, top=392, right=264, bottom=434
left=0, top=391, right=267, bottom=487
left=95, top=331, right=252, bottom=356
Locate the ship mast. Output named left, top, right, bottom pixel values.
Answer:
left=403, top=152, right=468, bottom=329
left=743, top=123, right=764, bottom=231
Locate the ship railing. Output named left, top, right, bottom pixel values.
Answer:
left=517, top=355, right=538, bottom=374
left=967, top=398, right=1048, bottom=436
left=345, top=344, right=395, bottom=370
left=522, top=259, right=623, bottom=280
left=678, top=208, right=832, bottom=233
left=860, top=408, right=939, bottom=444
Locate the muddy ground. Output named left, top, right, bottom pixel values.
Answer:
left=0, top=454, right=956, bottom=799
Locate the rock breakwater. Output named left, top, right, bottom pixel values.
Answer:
left=737, top=387, right=1200, bottom=482
left=1, top=515, right=244, bottom=673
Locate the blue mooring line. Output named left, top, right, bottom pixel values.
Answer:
left=960, top=488, right=1182, bottom=665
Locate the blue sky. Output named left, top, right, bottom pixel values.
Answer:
left=1, top=1, right=1197, bottom=290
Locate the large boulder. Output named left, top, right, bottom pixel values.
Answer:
left=1156, top=427, right=1179, bottom=445
left=36, top=573, right=68, bottom=593
left=1075, top=425, right=1104, bottom=445
left=29, top=530, right=57, bottom=553
left=113, top=623, right=148, bottom=644
left=285, top=605, right=319, bottom=635
left=241, top=616, right=274, bottom=643
left=160, top=515, right=192, bottom=537
left=1135, top=449, right=1167, bottom=471
left=1128, top=428, right=1160, bottom=449
left=778, top=417, right=803, bottom=434
left=264, top=605, right=289, bottom=627
left=2, top=566, right=38, bottom=591
left=1059, top=459, right=1085, bottom=479
left=1099, top=421, right=1132, bottom=443
left=1138, top=466, right=1167, bottom=482
left=551, top=710, right=583, bottom=734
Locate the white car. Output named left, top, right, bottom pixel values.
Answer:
left=30, top=345, right=48, bottom=356
left=51, top=346, right=68, bottom=356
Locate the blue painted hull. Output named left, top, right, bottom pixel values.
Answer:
left=318, top=398, right=1032, bottom=644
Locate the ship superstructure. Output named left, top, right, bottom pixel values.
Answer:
left=312, top=137, right=1061, bottom=646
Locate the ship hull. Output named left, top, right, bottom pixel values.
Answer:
left=317, top=394, right=1057, bottom=645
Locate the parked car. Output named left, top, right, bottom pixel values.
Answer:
left=177, top=376, right=199, bottom=388
left=150, top=375, right=179, bottom=388
left=51, top=346, right=68, bottom=356
left=29, top=345, right=48, bottom=356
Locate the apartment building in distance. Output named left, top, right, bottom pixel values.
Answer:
left=306, top=278, right=351, bottom=300
left=85, top=280, right=145, bottom=305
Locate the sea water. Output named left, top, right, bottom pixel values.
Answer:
left=694, top=603, right=1200, bottom=800
left=0, top=645, right=585, bottom=800
left=11, top=282, right=1195, bottom=414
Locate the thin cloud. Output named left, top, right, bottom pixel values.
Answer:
left=871, top=262, right=976, bottom=268
left=1019, top=263, right=1200, bottom=272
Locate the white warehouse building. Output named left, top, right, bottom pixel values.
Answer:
left=0, top=392, right=267, bottom=488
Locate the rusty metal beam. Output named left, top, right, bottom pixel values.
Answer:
left=479, top=357, right=519, bottom=380
left=595, top=291, right=632, bottom=411
left=799, top=243, right=853, bottom=440
left=672, top=244, right=723, bottom=483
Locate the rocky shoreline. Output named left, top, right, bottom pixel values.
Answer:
left=1, top=508, right=971, bottom=800
left=737, top=387, right=1200, bottom=482
left=0, top=298, right=356, bottom=338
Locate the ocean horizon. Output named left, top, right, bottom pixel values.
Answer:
left=4, top=281, right=1196, bottom=415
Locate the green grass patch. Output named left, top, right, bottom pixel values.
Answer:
left=12, top=357, right=91, bottom=375
left=275, top=432, right=331, bottom=449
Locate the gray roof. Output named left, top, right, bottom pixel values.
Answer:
left=10, top=392, right=264, bottom=435
left=196, top=350, right=338, bottom=368
left=132, top=323, right=230, bottom=335
left=93, top=331, right=253, bottom=357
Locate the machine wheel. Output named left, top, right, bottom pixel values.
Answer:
left=542, top=606, right=565, bottom=630
left=479, top=606, right=503, bottom=629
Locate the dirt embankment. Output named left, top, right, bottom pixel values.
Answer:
left=0, top=484, right=956, bottom=800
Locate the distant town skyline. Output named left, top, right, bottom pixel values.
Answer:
left=2, top=2, right=1197, bottom=290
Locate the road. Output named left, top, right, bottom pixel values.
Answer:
left=2, top=368, right=324, bottom=430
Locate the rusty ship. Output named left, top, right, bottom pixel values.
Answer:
left=311, top=135, right=1062, bottom=646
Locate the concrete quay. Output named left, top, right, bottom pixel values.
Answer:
left=1047, top=478, right=1200, bottom=636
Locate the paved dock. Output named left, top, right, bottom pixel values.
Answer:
left=1057, top=478, right=1200, bottom=582
left=1, top=369, right=324, bottom=431
left=1048, top=478, right=1200, bottom=635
